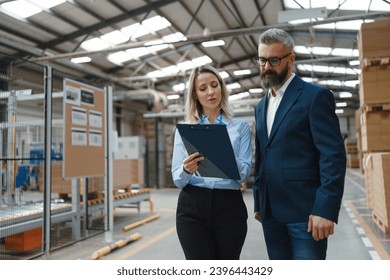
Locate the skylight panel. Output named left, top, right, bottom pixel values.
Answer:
left=121, top=23, right=149, bottom=40
left=162, top=65, right=180, bottom=75
left=163, top=32, right=187, bottom=43
left=294, top=46, right=359, bottom=57
left=315, top=20, right=374, bottom=30
left=284, top=0, right=389, bottom=12
left=81, top=38, right=110, bottom=51
left=147, top=70, right=165, bottom=79
left=1, top=0, right=42, bottom=18
left=31, top=0, right=66, bottom=9
left=142, top=15, right=171, bottom=32
left=107, top=51, right=132, bottom=65
left=192, top=56, right=212, bottom=67
left=177, top=61, right=195, bottom=71
left=101, top=30, right=129, bottom=45
left=125, top=47, right=150, bottom=59
left=297, top=64, right=357, bottom=75
left=147, top=44, right=170, bottom=53
left=331, top=48, right=359, bottom=57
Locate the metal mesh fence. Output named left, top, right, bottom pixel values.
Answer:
left=0, top=53, right=105, bottom=260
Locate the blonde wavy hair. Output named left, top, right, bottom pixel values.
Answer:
left=184, top=65, right=233, bottom=123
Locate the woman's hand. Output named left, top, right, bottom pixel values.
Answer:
left=183, top=152, right=204, bottom=174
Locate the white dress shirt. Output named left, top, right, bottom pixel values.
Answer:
left=266, top=73, right=295, bottom=136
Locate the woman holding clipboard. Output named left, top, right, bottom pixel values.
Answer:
left=171, top=65, right=252, bottom=260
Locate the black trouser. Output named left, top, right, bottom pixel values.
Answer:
left=176, top=184, right=248, bottom=260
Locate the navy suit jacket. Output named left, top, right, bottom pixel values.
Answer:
left=253, top=75, right=346, bottom=224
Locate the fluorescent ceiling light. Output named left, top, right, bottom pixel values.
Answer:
left=339, top=92, right=353, bottom=98
left=81, top=38, right=110, bottom=51
left=219, top=71, right=229, bottom=79
left=249, top=88, right=264, bottom=94
left=335, top=109, right=344, bottom=114
left=233, top=69, right=251, bottom=76
left=226, top=83, right=241, bottom=90
left=167, top=94, right=180, bottom=100
left=71, top=57, right=91, bottom=64
left=229, top=91, right=250, bottom=101
left=172, top=83, right=185, bottom=92
left=201, top=40, right=225, bottom=48
left=336, top=102, right=348, bottom=107
left=349, top=60, right=360, bottom=66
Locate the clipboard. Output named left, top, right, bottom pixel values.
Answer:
left=176, top=124, right=240, bottom=180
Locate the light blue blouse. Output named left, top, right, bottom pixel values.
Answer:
left=171, top=115, right=252, bottom=190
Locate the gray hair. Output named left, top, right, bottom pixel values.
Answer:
left=259, top=28, right=294, bottom=49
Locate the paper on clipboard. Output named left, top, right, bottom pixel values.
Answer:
left=176, top=124, right=240, bottom=180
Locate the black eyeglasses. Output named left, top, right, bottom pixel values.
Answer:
left=254, top=53, right=292, bottom=66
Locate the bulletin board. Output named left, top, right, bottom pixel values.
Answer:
left=62, top=78, right=105, bottom=178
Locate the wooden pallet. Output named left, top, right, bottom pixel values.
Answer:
left=363, top=56, right=390, bottom=68
left=372, top=211, right=390, bottom=234
left=363, top=102, right=390, bottom=113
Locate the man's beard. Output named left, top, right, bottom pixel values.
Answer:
left=260, top=66, right=288, bottom=89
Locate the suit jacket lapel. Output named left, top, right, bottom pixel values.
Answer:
left=268, top=76, right=304, bottom=143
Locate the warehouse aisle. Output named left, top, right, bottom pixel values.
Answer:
left=36, top=168, right=390, bottom=260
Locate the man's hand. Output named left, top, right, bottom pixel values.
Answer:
left=307, top=214, right=334, bottom=241
left=254, top=212, right=262, bottom=223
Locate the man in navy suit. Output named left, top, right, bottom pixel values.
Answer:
left=253, top=28, right=346, bottom=260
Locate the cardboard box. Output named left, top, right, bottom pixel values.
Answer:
left=363, top=152, right=390, bottom=233
left=360, top=103, right=390, bottom=152
left=359, top=65, right=390, bottom=104
left=5, top=228, right=42, bottom=251
left=359, top=19, right=390, bottom=59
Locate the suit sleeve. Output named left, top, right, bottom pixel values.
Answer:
left=252, top=107, right=261, bottom=213
left=309, top=89, right=346, bottom=223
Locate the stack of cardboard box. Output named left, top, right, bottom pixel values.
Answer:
left=358, top=19, right=390, bottom=233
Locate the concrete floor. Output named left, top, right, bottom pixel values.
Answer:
left=36, top=168, right=390, bottom=260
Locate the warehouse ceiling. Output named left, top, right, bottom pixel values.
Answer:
left=0, top=0, right=389, bottom=117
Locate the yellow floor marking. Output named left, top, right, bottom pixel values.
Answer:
left=347, top=201, right=390, bottom=260
left=114, top=226, right=176, bottom=260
